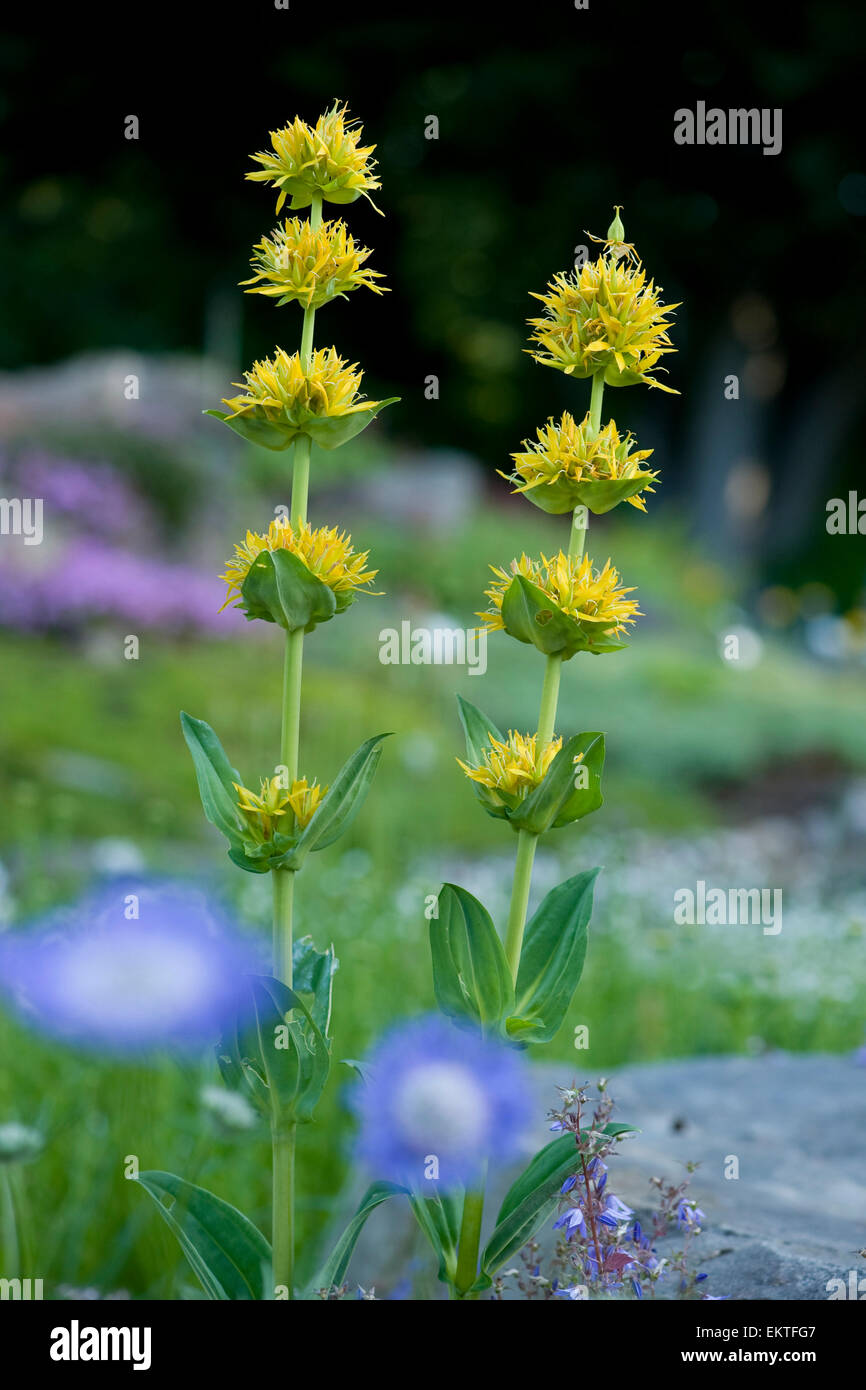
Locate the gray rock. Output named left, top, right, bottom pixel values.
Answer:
left=330, top=1053, right=866, bottom=1300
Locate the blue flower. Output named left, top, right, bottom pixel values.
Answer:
left=0, top=880, right=257, bottom=1054
left=677, top=1200, right=706, bottom=1230
left=553, top=1206, right=586, bottom=1238
left=560, top=1175, right=578, bottom=1194
left=351, top=1015, right=533, bottom=1189
left=603, top=1194, right=634, bottom=1223
left=554, top=1284, right=587, bottom=1300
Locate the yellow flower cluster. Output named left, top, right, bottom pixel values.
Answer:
left=221, top=346, right=380, bottom=427
left=221, top=518, right=378, bottom=607
left=528, top=250, right=679, bottom=392
left=457, top=730, right=563, bottom=803
left=242, top=217, right=386, bottom=310
left=480, top=552, right=640, bottom=636
left=234, top=774, right=326, bottom=841
left=247, top=102, right=381, bottom=213
left=506, top=411, right=657, bottom=511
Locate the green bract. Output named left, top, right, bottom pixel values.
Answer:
left=180, top=711, right=389, bottom=873
left=457, top=695, right=605, bottom=831
left=204, top=397, right=399, bottom=453
left=501, top=573, right=628, bottom=657
left=520, top=471, right=654, bottom=516
left=239, top=549, right=342, bottom=632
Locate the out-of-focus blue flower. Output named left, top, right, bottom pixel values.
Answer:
left=0, top=880, right=258, bottom=1054
left=561, top=1174, right=578, bottom=1194
left=631, top=1278, right=642, bottom=1298
left=554, top=1284, right=587, bottom=1300
left=351, top=1015, right=533, bottom=1190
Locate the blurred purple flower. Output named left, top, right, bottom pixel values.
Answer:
left=351, top=1015, right=533, bottom=1189
left=0, top=880, right=258, bottom=1054
left=14, top=454, right=144, bottom=536
left=0, top=541, right=250, bottom=635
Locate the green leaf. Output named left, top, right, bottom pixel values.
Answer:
left=430, top=883, right=514, bottom=1033
left=507, top=869, right=599, bottom=1044
left=550, top=733, right=605, bottom=827
left=307, top=1181, right=408, bottom=1294
left=204, top=408, right=296, bottom=452
left=409, top=1190, right=461, bottom=1286
left=480, top=1135, right=581, bottom=1278
left=501, top=574, right=583, bottom=657
left=180, top=712, right=245, bottom=847
left=500, top=576, right=628, bottom=659
left=520, top=473, right=654, bottom=516
left=455, top=695, right=513, bottom=821
left=240, top=548, right=337, bottom=632
left=305, top=398, right=400, bottom=450
left=601, top=1122, right=640, bottom=1140
left=456, top=694, right=504, bottom=763
left=282, top=733, right=390, bottom=869
left=509, top=732, right=605, bottom=834
left=248, top=975, right=330, bottom=1126
left=135, top=1170, right=271, bottom=1300
left=292, top=936, right=338, bottom=1039
left=205, top=399, right=400, bottom=454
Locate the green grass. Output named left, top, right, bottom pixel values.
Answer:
left=2, top=507, right=866, bottom=1297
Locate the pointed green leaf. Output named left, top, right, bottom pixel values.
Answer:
left=204, top=408, right=296, bottom=452
left=409, top=1190, right=461, bottom=1286
left=509, top=733, right=604, bottom=834
left=507, top=869, right=599, bottom=1044
left=305, top=398, right=400, bottom=450
left=135, top=1170, right=271, bottom=1300
left=283, top=733, right=390, bottom=868
left=456, top=694, right=504, bottom=763
left=430, top=884, right=514, bottom=1033
left=480, top=1135, right=581, bottom=1277
left=180, top=712, right=246, bottom=847
left=307, top=1181, right=408, bottom=1295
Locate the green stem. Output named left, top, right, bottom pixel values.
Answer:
left=536, top=653, right=562, bottom=747
left=268, top=189, right=323, bottom=1301
left=454, top=1165, right=488, bottom=1298
left=589, top=369, right=605, bottom=433
left=504, top=828, right=538, bottom=979
left=272, top=867, right=295, bottom=987
left=271, top=1125, right=296, bottom=1298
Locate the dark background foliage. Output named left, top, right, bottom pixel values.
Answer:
left=2, top=1, right=864, bottom=591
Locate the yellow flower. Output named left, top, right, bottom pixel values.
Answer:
left=479, top=552, right=640, bottom=636
left=241, top=217, right=387, bottom=310
left=214, top=345, right=398, bottom=452
left=457, top=730, right=563, bottom=807
left=528, top=228, right=679, bottom=391
left=234, top=774, right=326, bottom=842
left=223, top=346, right=374, bottom=426
left=221, top=518, right=379, bottom=609
left=247, top=102, right=381, bottom=213
left=505, top=411, right=657, bottom=513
